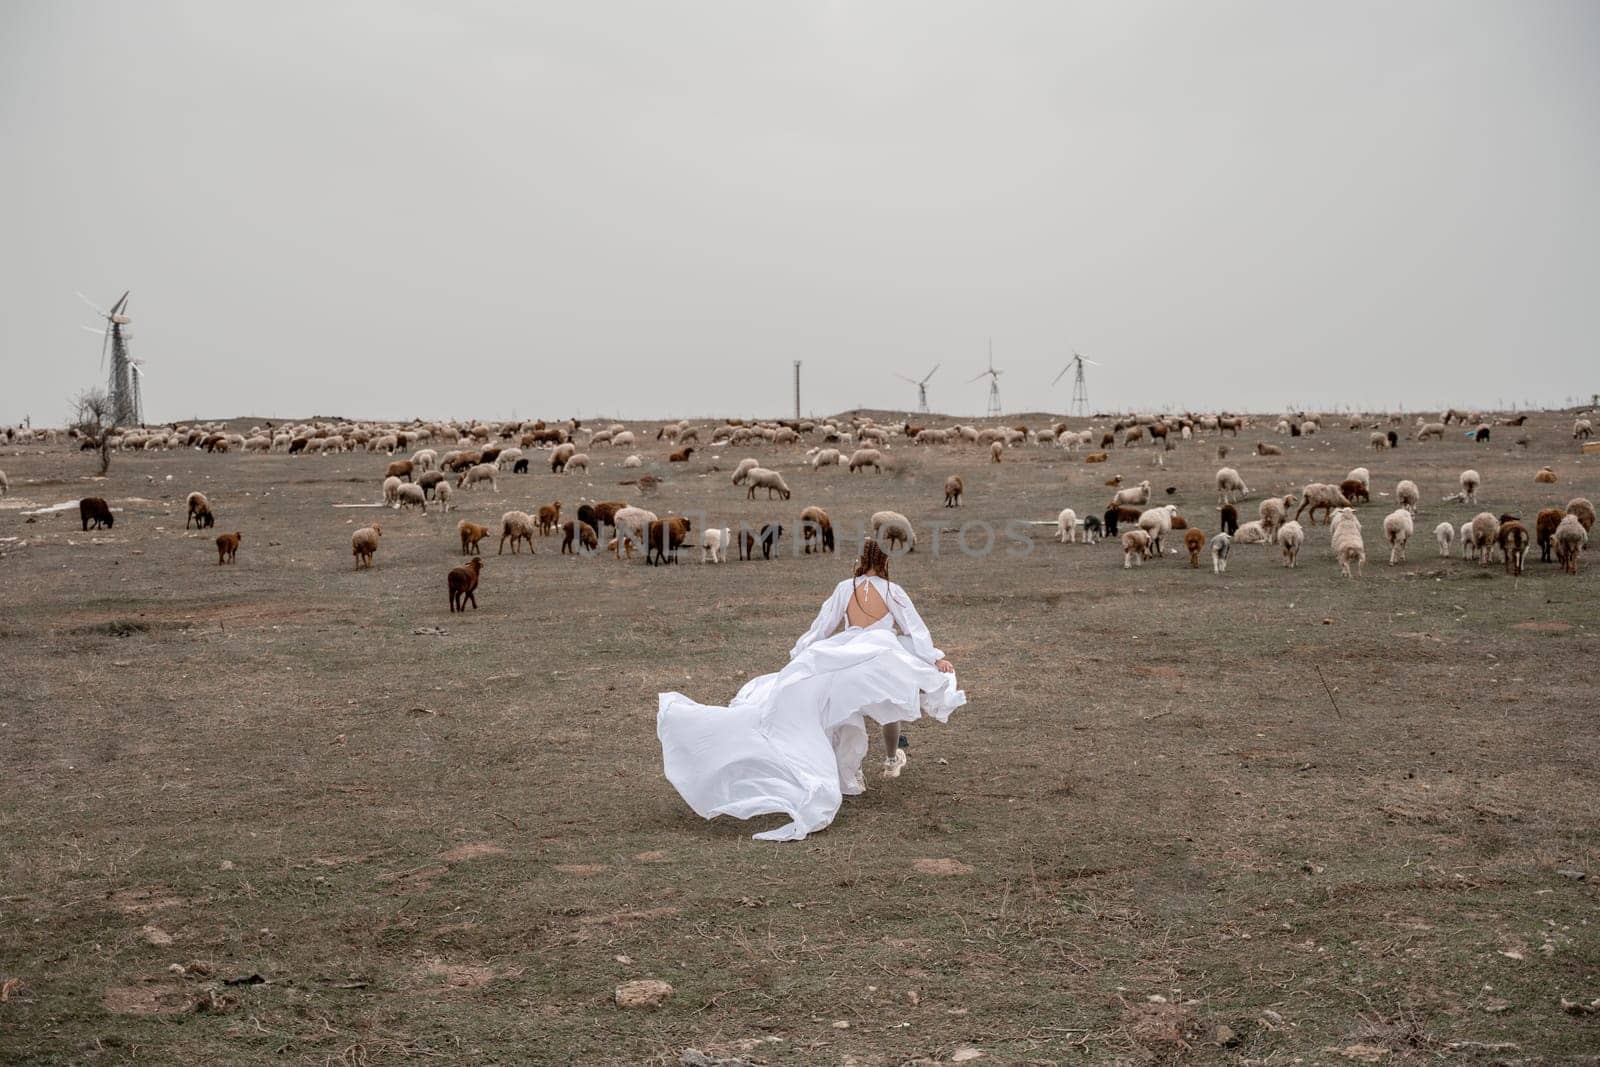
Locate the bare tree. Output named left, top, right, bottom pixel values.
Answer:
left=71, top=388, right=114, bottom=475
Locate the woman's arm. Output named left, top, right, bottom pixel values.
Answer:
left=789, top=581, right=848, bottom=659
left=887, top=583, right=944, bottom=664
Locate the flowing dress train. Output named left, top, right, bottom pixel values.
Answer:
left=658, top=576, right=966, bottom=841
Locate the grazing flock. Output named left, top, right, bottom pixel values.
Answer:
left=5, top=407, right=1595, bottom=609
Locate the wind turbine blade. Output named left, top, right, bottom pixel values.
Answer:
left=82, top=324, right=108, bottom=335
left=895, top=373, right=918, bottom=384
left=111, top=291, right=131, bottom=315
left=922, top=362, right=940, bottom=384
left=1082, top=358, right=1102, bottom=366
left=967, top=371, right=989, bottom=383
left=78, top=291, right=109, bottom=318
left=100, top=328, right=110, bottom=370
left=1052, top=366, right=1069, bottom=385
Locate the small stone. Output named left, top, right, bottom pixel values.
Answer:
left=1261, top=1009, right=1284, bottom=1027
left=615, top=955, right=633, bottom=965
left=1555, top=868, right=1587, bottom=881
left=142, top=925, right=174, bottom=946
left=219, top=860, right=235, bottom=871
left=950, top=1049, right=984, bottom=1063
left=615, top=979, right=672, bottom=1009
left=1482, top=998, right=1511, bottom=1013
left=1215, top=1024, right=1239, bottom=1046
left=831, top=1019, right=850, bottom=1029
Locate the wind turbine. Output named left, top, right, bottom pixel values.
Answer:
left=1051, top=351, right=1100, bottom=417
left=895, top=363, right=940, bottom=414
left=79, top=290, right=137, bottom=426
left=968, top=340, right=1002, bottom=417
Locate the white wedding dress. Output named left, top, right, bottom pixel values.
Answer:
left=658, top=576, right=966, bottom=841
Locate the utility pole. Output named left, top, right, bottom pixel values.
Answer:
left=793, top=361, right=802, bottom=420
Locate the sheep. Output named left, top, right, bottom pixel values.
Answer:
left=458, top=520, right=489, bottom=555
left=578, top=501, right=627, bottom=544
left=1184, top=527, right=1206, bottom=568
left=700, top=525, right=731, bottom=563
left=1554, top=514, right=1588, bottom=574
left=1535, top=466, right=1557, bottom=484
left=458, top=463, right=499, bottom=492
left=1123, top=425, right=1145, bottom=448
left=1469, top=512, right=1501, bottom=565
left=730, top=457, right=761, bottom=485
left=1111, top=480, right=1152, bottom=508
left=1232, top=520, right=1269, bottom=544
left=745, top=468, right=792, bottom=501
left=621, top=454, right=642, bottom=469
left=411, top=448, right=437, bottom=472
left=215, top=531, right=242, bottom=565
left=1256, top=442, right=1282, bottom=456
left=1083, top=451, right=1109, bottom=463
left=812, top=448, right=841, bottom=469
left=386, top=459, right=414, bottom=481
left=536, top=501, right=562, bottom=536
left=551, top=443, right=576, bottom=472
left=493, top=447, right=523, bottom=471
left=847, top=448, right=883, bottom=473
left=186, top=491, right=214, bottom=530
left=1458, top=469, right=1480, bottom=505
left=512, top=458, right=529, bottom=474
left=417, top=471, right=447, bottom=497
left=1258, top=496, right=1289, bottom=541
left=351, top=524, right=381, bottom=569
left=396, top=483, right=428, bottom=512
left=1217, top=503, right=1239, bottom=537
left=1210, top=532, right=1232, bottom=573
left=800, top=506, right=834, bottom=554
left=647, top=516, right=693, bottom=565
left=669, top=446, right=695, bottom=463
left=1294, top=483, right=1351, bottom=525
left=562, top=453, right=590, bottom=474
left=610, top=506, right=659, bottom=559
left=1415, top=421, right=1446, bottom=441
left=1498, top=519, right=1529, bottom=576
left=1431, top=521, right=1454, bottom=557
left=1103, top=505, right=1141, bottom=538
left=448, top=557, right=483, bottom=612
left=1383, top=508, right=1414, bottom=565
left=498, top=511, right=537, bottom=555
left=738, top=522, right=783, bottom=561
left=943, top=475, right=964, bottom=508
left=1346, top=467, right=1371, bottom=490
left=1458, top=522, right=1475, bottom=559
left=1369, top=431, right=1388, bottom=450
left=0, top=469, right=7, bottom=497
left=1137, top=504, right=1179, bottom=555
left=80, top=497, right=114, bottom=530
left=1338, top=479, right=1370, bottom=505
left=1573, top=418, right=1592, bottom=440
left=1567, top=497, right=1596, bottom=532
left=1533, top=508, right=1563, bottom=562
left=1215, top=467, right=1249, bottom=505
left=1395, top=479, right=1420, bottom=514
left=382, top=475, right=403, bottom=507
left=434, top=480, right=453, bottom=512
left=561, top=519, right=598, bottom=555
left=870, top=510, right=915, bottom=553
left=990, top=441, right=1004, bottom=463
left=612, top=431, right=636, bottom=449
left=1121, top=529, right=1152, bottom=568
left=1329, top=508, right=1365, bottom=578
left=1278, top=519, right=1305, bottom=567
left=1056, top=508, right=1080, bottom=543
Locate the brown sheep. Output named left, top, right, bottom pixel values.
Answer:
left=1184, top=527, right=1206, bottom=568
left=80, top=496, right=114, bottom=530
left=647, top=516, right=693, bottom=565
left=577, top=501, right=626, bottom=542
left=943, top=475, right=963, bottom=508
left=1338, top=478, right=1370, bottom=505
left=739, top=522, right=784, bottom=561
left=537, top=500, right=562, bottom=536
left=1083, top=451, right=1109, bottom=463
left=458, top=520, right=489, bottom=555
left=448, top=557, right=483, bottom=612
left=560, top=519, right=598, bottom=554
left=800, top=506, right=834, bottom=554
left=1534, top=466, right=1557, bottom=484
left=386, top=459, right=413, bottom=481
left=1256, top=442, right=1283, bottom=456
left=1568, top=497, right=1596, bottom=532
left=1099, top=431, right=1116, bottom=448
left=1498, top=519, right=1529, bottom=576
left=351, top=524, right=381, bottom=569
left=215, top=531, right=242, bottom=565
left=669, top=446, right=695, bottom=463
left=186, top=491, right=214, bottom=529
left=1536, top=507, right=1564, bottom=562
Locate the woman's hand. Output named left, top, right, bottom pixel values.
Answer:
left=934, top=658, right=955, bottom=674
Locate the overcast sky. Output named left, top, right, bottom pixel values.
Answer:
left=3, top=1, right=1596, bottom=425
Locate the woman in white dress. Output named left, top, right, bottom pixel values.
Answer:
left=657, top=539, right=965, bottom=841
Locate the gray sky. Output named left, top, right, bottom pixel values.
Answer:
left=3, top=1, right=1597, bottom=425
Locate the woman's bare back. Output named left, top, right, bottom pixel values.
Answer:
left=845, top=579, right=890, bottom=629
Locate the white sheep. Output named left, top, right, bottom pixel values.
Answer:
left=1211, top=532, right=1232, bottom=573
left=731, top=457, right=761, bottom=484
left=812, top=448, right=842, bottom=468
left=1112, top=479, right=1153, bottom=508
left=1232, top=520, right=1269, bottom=544
left=1137, top=504, right=1179, bottom=555
left=1329, top=507, right=1365, bottom=578
left=498, top=510, right=537, bottom=554
left=1433, top=521, right=1454, bottom=557
left=744, top=468, right=791, bottom=500
left=870, top=511, right=915, bottom=552
left=847, top=448, right=883, bottom=473
left=1458, top=522, right=1475, bottom=559
left=1459, top=469, right=1480, bottom=505
left=563, top=452, right=590, bottom=473
left=458, top=463, right=499, bottom=492
left=397, top=483, right=428, bottom=512
left=701, top=526, right=731, bottom=563
left=1554, top=513, right=1588, bottom=573
left=1215, top=467, right=1249, bottom=505
left=411, top=448, right=437, bottom=472
left=383, top=475, right=403, bottom=506
left=495, top=447, right=524, bottom=470
left=1383, top=507, right=1413, bottom=564
left=1369, top=431, right=1388, bottom=450
left=611, top=506, right=659, bottom=559
left=1346, top=466, right=1370, bottom=489
left=1258, top=496, right=1288, bottom=542
left=1056, top=508, right=1079, bottom=543
left=1396, top=479, right=1420, bottom=514
left=1278, top=520, right=1305, bottom=567
left=435, top=479, right=454, bottom=512
left=622, top=454, right=642, bottom=468
left=612, top=431, right=636, bottom=449
left=1469, top=512, right=1500, bottom=565
left=1121, top=529, right=1151, bottom=568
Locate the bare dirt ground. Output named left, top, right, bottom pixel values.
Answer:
left=1, top=412, right=1596, bottom=1065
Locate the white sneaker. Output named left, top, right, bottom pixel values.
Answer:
left=882, top=750, right=908, bottom=779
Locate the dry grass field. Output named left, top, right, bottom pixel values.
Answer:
left=2, top=412, right=1597, bottom=1065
